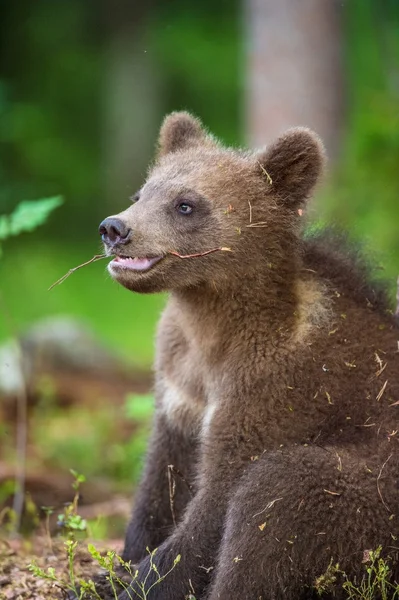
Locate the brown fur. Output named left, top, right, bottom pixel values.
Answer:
left=100, top=112, right=399, bottom=600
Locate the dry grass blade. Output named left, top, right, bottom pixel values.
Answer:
left=246, top=222, right=268, bottom=228
left=252, top=497, right=283, bottom=518
left=248, top=199, right=253, bottom=224
left=49, top=249, right=232, bottom=290
left=169, top=247, right=232, bottom=259
left=48, top=254, right=110, bottom=290
left=258, top=162, right=273, bottom=185
left=377, top=454, right=392, bottom=512
left=166, top=463, right=194, bottom=529
left=374, top=352, right=388, bottom=378
left=323, top=489, right=341, bottom=496
left=376, top=379, right=388, bottom=402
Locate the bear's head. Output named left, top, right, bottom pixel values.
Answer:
left=99, top=112, right=325, bottom=294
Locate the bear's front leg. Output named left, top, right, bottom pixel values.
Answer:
left=123, top=412, right=198, bottom=565
left=119, top=484, right=227, bottom=600
left=117, top=405, right=261, bottom=600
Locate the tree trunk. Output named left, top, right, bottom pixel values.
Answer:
left=245, top=0, right=344, bottom=158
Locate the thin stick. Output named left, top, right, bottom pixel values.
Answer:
left=323, top=489, right=341, bottom=496
left=246, top=222, right=268, bottom=228
left=258, top=162, right=273, bottom=185
left=49, top=248, right=233, bottom=291
left=247, top=200, right=253, bottom=224
left=377, top=454, right=392, bottom=512
left=167, top=463, right=194, bottom=527
left=169, top=247, right=232, bottom=259
left=167, top=464, right=194, bottom=497
left=376, top=379, right=388, bottom=402
left=252, top=497, right=283, bottom=518
left=167, top=465, right=177, bottom=527
left=48, top=254, right=109, bottom=290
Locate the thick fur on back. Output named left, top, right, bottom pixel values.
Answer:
left=304, top=227, right=394, bottom=315
left=97, top=112, right=399, bottom=600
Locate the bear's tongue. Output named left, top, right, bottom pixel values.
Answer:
left=112, top=256, right=162, bottom=271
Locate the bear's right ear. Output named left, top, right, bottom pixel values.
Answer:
left=157, top=112, right=207, bottom=157
left=255, top=127, right=326, bottom=208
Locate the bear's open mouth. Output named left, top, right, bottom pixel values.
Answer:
left=110, top=255, right=163, bottom=272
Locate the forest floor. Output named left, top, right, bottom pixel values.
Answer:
left=0, top=322, right=153, bottom=600
left=0, top=535, right=123, bottom=600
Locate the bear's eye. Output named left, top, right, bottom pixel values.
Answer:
left=130, top=192, right=140, bottom=204
left=177, top=202, right=193, bottom=215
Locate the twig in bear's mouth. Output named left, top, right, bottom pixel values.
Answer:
left=48, top=254, right=110, bottom=290
left=48, top=248, right=233, bottom=290
left=169, top=247, right=232, bottom=259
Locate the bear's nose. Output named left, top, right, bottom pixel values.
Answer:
left=99, top=217, right=131, bottom=245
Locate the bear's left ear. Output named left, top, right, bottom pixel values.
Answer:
left=157, top=111, right=207, bottom=157
left=255, top=128, right=326, bottom=208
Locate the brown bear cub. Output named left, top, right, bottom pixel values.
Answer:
left=98, top=112, right=398, bottom=599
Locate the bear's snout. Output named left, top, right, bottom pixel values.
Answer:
left=99, top=217, right=131, bottom=247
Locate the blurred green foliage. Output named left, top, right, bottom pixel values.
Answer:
left=151, top=1, right=241, bottom=145
left=319, top=0, right=399, bottom=287
left=29, top=393, right=153, bottom=485
left=0, top=0, right=102, bottom=222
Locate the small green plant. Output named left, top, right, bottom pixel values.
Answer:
left=314, top=547, right=399, bottom=599
left=314, top=558, right=341, bottom=596
left=28, top=472, right=100, bottom=600
left=342, top=547, right=399, bottom=600
left=85, top=545, right=181, bottom=600
left=29, top=539, right=101, bottom=600
left=29, top=542, right=182, bottom=600
left=57, top=470, right=88, bottom=539
left=29, top=469, right=182, bottom=599
left=41, top=505, right=55, bottom=551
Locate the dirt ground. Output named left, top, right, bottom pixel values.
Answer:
left=0, top=536, right=124, bottom=600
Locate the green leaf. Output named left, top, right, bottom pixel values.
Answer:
left=70, top=469, right=86, bottom=486
left=9, top=197, right=63, bottom=236
left=87, top=543, right=101, bottom=561
left=0, top=196, right=63, bottom=241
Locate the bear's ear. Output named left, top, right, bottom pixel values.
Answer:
left=255, top=128, right=326, bottom=208
left=157, top=111, right=207, bottom=157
